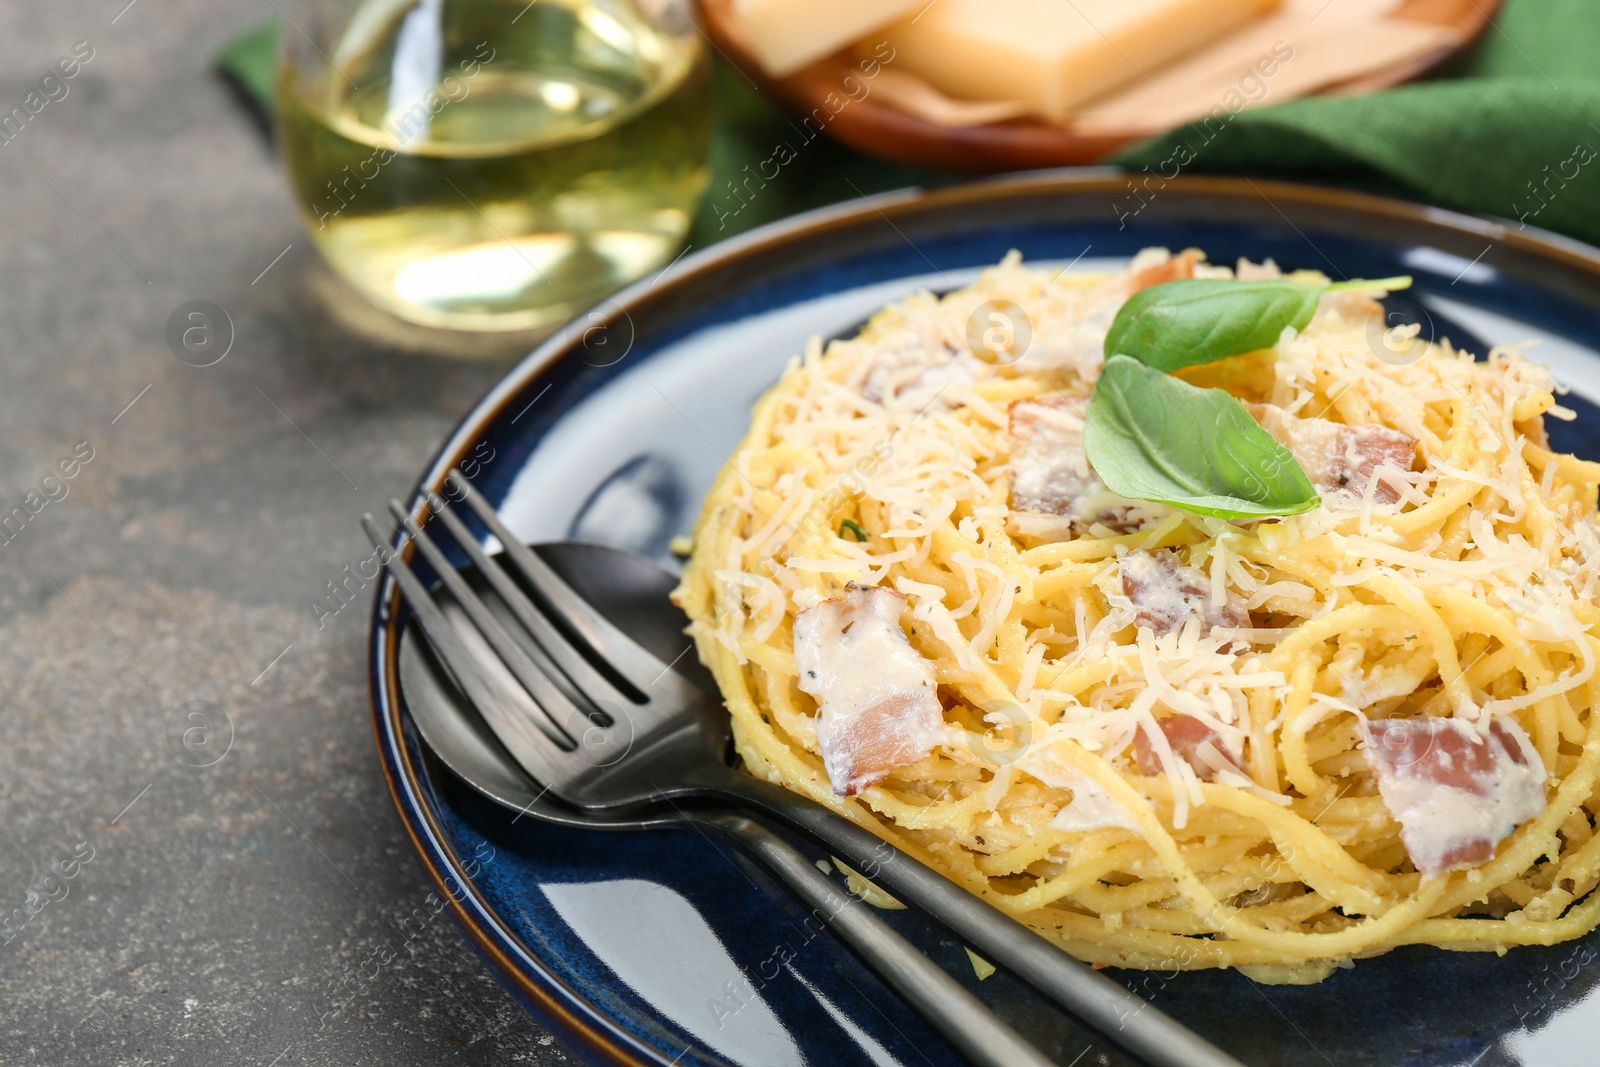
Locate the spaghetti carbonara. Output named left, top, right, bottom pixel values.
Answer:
left=672, top=249, right=1600, bottom=982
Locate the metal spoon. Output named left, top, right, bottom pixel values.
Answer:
left=393, top=540, right=1060, bottom=1067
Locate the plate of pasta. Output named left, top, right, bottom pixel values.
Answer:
left=370, top=173, right=1600, bottom=1067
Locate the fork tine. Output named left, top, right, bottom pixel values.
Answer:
left=362, top=514, right=572, bottom=785
left=386, top=500, right=597, bottom=750
left=446, top=469, right=670, bottom=692
left=426, top=493, right=625, bottom=719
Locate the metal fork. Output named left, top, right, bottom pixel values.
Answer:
left=364, top=499, right=1052, bottom=1067
left=364, top=468, right=1245, bottom=1067
left=393, top=538, right=1056, bottom=1067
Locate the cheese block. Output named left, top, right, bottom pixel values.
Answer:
left=879, top=0, right=1284, bottom=122
left=733, top=0, right=926, bottom=78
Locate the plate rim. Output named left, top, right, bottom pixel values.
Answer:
left=366, top=171, right=1600, bottom=1067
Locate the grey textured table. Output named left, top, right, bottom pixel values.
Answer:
left=0, top=4, right=579, bottom=1063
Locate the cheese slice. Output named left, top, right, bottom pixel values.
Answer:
left=734, top=0, right=926, bottom=78
left=880, top=0, right=1283, bottom=122
left=1073, top=8, right=1461, bottom=134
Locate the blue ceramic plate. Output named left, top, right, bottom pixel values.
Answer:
left=368, top=173, right=1600, bottom=1067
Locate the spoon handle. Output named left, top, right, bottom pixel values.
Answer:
left=702, top=774, right=1247, bottom=1067
left=701, top=809, right=1058, bottom=1067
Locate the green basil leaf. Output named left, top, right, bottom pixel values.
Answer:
left=1083, top=356, right=1319, bottom=520
left=1105, top=275, right=1414, bottom=371
left=1105, top=278, right=1323, bottom=372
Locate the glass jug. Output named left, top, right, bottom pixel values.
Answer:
left=276, top=0, right=712, bottom=332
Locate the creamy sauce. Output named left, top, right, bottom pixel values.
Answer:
left=1024, top=743, right=1143, bottom=834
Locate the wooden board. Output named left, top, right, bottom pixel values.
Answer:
left=699, top=0, right=1502, bottom=173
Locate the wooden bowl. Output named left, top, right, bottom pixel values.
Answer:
left=699, top=0, right=1502, bottom=173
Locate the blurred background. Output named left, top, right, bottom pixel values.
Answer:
left=0, top=1, right=1594, bottom=1063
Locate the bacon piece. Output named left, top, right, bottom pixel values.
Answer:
left=1250, top=404, right=1416, bottom=506
left=793, top=585, right=944, bottom=796
left=1134, top=715, right=1241, bottom=781
left=1127, top=247, right=1204, bottom=295
left=1364, top=717, right=1547, bottom=877
left=1007, top=396, right=1164, bottom=539
left=1120, top=550, right=1248, bottom=637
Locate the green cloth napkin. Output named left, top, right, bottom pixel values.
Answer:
left=219, top=19, right=277, bottom=114
left=217, top=0, right=1600, bottom=248
left=1115, top=0, right=1600, bottom=246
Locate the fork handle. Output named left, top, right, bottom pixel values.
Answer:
left=699, top=774, right=1247, bottom=1067
left=699, top=809, right=1058, bottom=1067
